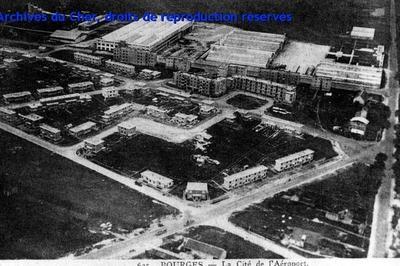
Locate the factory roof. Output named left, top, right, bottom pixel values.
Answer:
left=315, top=61, right=382, bottom=87
left=100, top=18, right=192, bottom=51
left=351, top=26, right=375, bottom=40
left=207, top=45, right=274, bottom=68
left=50, top=30, right=86, bottom=41
left=39, top=123, right=61, bottom=134
left=224, top=165, right=268, bottom=183
left=185, top=182, right=208, bottom=192
left=69, top=121, right=96, bottom=133
left=275, top=149, right=314, bottom=164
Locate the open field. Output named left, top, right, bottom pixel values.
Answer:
left=230, top=163, right=383, bottom=258
left=91, top=116, right=337, bottom=198
left=0, top=129, right=178, bottom=259
left=226, top=94, right=268, bottom=110
left=159, top=225, right=284, bottom=259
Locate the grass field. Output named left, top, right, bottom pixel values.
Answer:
left=0, top=130, right=178, bottom=259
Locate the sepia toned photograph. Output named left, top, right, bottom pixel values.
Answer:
left=0, top=0, right=399, bottom=263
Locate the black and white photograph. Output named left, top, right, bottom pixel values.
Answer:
left=0, top=0, right=399, bottom=264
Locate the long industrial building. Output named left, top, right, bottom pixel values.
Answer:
left=314, top=60, right=383, bottom=90
left=97, top=18, right=192, bottom=66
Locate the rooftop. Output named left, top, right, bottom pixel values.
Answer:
left=118, top=121, right=136, bottom=130
left=37, top=86, right=64, bottom=94
left=40, top=93, right=80, bottom=103
left=39, top=123, right=61, bottom=134
left=50, top=30, right=86, bottom=41
left=183, top=238, right=226, bottom=259
left=101, top=17, right=192, bottom=51
left=3, top=91, right=32, bottom=99
left=104, top=103, right=132, bottom=115
left=351, top=26, right=375, bottom=40
left=69, top=121, right=96, bottom=133
left=67, top=81, right=94, bottom=88
left=85, top=138, right=104, bottom=146
left=185, top=182, right=208, bottom=191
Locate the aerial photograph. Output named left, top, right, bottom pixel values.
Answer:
left=0, top=0, right=400, bottom=262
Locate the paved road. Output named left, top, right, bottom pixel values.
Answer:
left=368, top=0, right=399, bottom=257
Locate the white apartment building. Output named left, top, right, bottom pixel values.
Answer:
left=274, top=149, right=314, bottom=172
left=100, top=77, right=114, bottom=87
left=118, top=121, right=136, bottom=137
left=67, top=81, right=94, bottom=93
left=172, top=113, right=198, bottom=126
left=222, top=165, right=268, bottom=190
left=84, top=138, right=104, bottom=153
left=101, top=103, right=133, bottom=123
left=141, top=170, right=174, bottom=189
left=101, top=86, right=119, bottom=99
left=69, top=121, right=97, bottom=137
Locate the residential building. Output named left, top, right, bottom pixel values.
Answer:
left=39, top=93, right=81, bottom=107
left=114, top=46, right=158, bottom=67
left=222, top=165, right=269, bottom=190
left=199, top=104, right=217, bottom=115
left=102, top=86, right=119, bottom=100
left=349, top=116, right=369, bottom=136
left=19, top=113, right=43, bottom=128
left=146, top=105, right=169, bottom=119
left=39, top=123, right=62, bottom=142
left=183, top=182, right=209, bottom=201
left=101, top=103, right=134, bottom=123
left=232, top=75, right=296, bottom=104
left=172, top=113, right=198, bottom=126
left=67, top=81, right=94, bottom=93
left=69, top=121, right=97, bottom=137
left=100, top=77, right=114, bottom=87
left=140, top=170, right=174, bottom=189
left=262, top=115, right=304, bottom=134
left=3, top=91, right=32, bottom=104
left=74, top=52, right=103, bottom=66
left=173, top=71, right=228, bottom=97
left=0, top=107, right=18, bottom=123
left=37, top=86, right=64, bottom=98
left=274, top=149, right=314, bottom=172
left=182, top=238, right=227, bottom=259
left=118, top=121, right=136, bottom=137
left=105, top=60, right=136, bottom=76
left=83, top=138, right=104, bottom=153
left=138, top=69, right=161, bottom=80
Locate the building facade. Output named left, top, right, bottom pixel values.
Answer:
left=39, top=124, right=62, bottom=142
left=274, top=149, right=314, bottom=172
left=101, top=103, right=133, bottom=123
left=118, top=121, right=136, bottom=137
left=222, top=165, right=269, bottom=190
left=67, top=81, right=94, bottom=93
left=0, top=107, right=18, bottom=123
left=69, top=121, right=97, bottom=137
left=105, top=60, right=136, bottom=76
left=173, top=71, right=228, bottom=97
left=83, top=138, right=104, bottom=153
left=37, top=86, right=64, bottom=98
left=101, top=86, right=119, bottom=99
left=74, top=52, right=103, bottom=66
left=232, top=75, right=296, bottom=104
left=141, top=170, right=174, bottom=189
left=146, top=105, right=169, bottom=119
left=183, top=182, right=209, bottom=201
left=3, top=91, right=32, bottom=104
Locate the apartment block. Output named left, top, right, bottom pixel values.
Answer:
left=173, top=71, right=228, bottom=97
left=39, top=123, right=62, bottom=142
left=141, top=170, right=174, bottom=189
left=274, top=149, right=314, bottom=172
left=74, top=52, right=103, bottom=66
left=105, top=60, right=136, bottom=76
left=222, top=165, right=268, bottom=190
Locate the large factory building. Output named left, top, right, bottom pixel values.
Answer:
left=97, top=18, right=193, bottom=66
